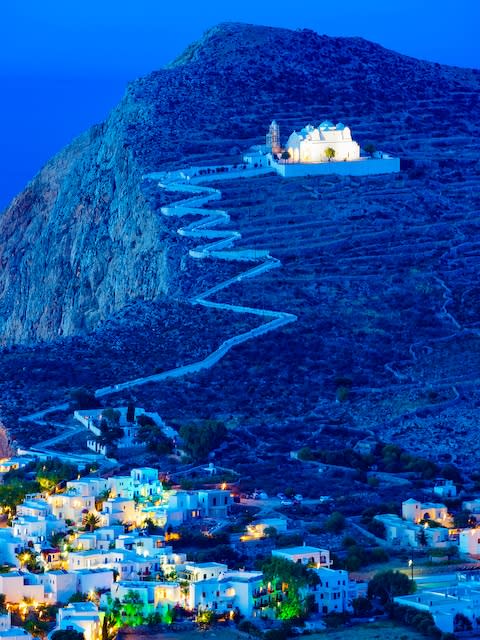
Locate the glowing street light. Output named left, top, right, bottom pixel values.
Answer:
left=408, top=558, right=414, bottom=580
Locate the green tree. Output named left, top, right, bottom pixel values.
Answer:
left=121, top=590, right=144, bottom=627
left=325, top=511, right=346, bottom=534
left=454, top=612, right=472, bottom=631
left=368, top=570, right=415, bottom=604
left=325, top=147, right=336, bottom=162
left=261, top=556, right=316, bottom=620
left=280, top=150, right=290, bottom=163
left=0, top=480, right=39, bottom=517
left=82, top=512, right=101, bottom=532
left=363, top=143, right=376, bottom=157
left=16, top=549, right=40, bottom=572
left=352, top=596, right=372, bottom=617
left=297, top=447, right=314, bottom=461
left=70, top=387, right=98, bottom=410
left=36, top=458, right=78, bottom=492
left=68, top=592, right=88, bottom=603
left=126, top=404, right=135, bottom=423
left=179, top=420, right=226, bottom=461
left=453, top=509, right=475, bottom=529
left=135, top=421, right=173, bottom=455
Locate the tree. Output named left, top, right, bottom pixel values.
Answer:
left=36, top=458, right=78, bottom=492
left=179, top=420, right=226, bottom=461
left=70, top=387, right=98, bottom=410
left=417, top=527, right=428, bottom=547
left=363, top=143, right=376, bottom=157
left=126, top=404, right=135, bottom=423
left=325, top=147, right=336, bottom=162
left=325, top=511, right=346, bottom=534
left=121, top=590, right=144, bottom=627
left=368, top=570, right=415, bottom=604
left=0, top=594, right=6, bottom=614
left=102, top=408, right=121, bottom=424
left=352, top=596, right=372, bottom=617
left=280, top=150, right=290, bottom=163
left=82, top=512, right=101, bottom=532
left=135, top=421, right=173, bottom=455
left=453, top=509, right=475, bottom=529
left=0, top=480, right=39, bottom=517
left=261, top=556, right=315, bottom=620
left=17, top=549, right=40, bottom=572
left=454, top=612, right=472, bottom=631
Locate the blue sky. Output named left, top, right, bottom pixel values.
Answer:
left=1, top=0, right=479, bottom=208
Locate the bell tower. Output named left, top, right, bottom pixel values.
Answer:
left=266, top=120, right=281, bottom=154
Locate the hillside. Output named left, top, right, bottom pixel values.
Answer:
left=1, top=22, right=479, bottom=344
left=1, top=23, right=480, bottom=463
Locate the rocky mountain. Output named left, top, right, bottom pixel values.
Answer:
left=1, top=22, right=479, bottom=345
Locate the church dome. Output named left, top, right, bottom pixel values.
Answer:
left=319, top=120, right=334, bottom=130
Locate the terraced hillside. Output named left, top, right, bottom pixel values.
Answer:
left=2, top=22, right=480, bottom=465
left=135, top=143, right=480, bottom=466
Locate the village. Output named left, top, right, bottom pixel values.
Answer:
left=0, top=120, right=473, bottom=640
left=0, top=400, right=479, bottom=640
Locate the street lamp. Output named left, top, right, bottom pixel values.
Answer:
left=408, top=558, right=414, bottom=580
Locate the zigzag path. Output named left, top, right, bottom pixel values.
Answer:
left=21, top=165, right=297, bottom=433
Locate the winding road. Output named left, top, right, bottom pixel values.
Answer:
left=94, top=167, right=297, bottom=397
left=21, top=166, right=297, bottom=454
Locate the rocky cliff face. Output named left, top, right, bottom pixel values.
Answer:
left=1, top=22, right=479, bottom=344
left=0, top=105, right=172, bottom=343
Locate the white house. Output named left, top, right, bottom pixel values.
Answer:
left=402, top=498, right=450, bottom=526
left=66, top=478, right=108, bottom=498
left=272, top=546, right=331, bottom=568
left=48, top=490, right=96, bottom=524
left=462, top=499, right=480, bottom=522
left=310, top=567, right=350, bottom=615
left=374, top=513, right=451, bottom=549
left=75, top=407, right=173, bottom=456
left=433, top=480, right=457, bottom=499
left=0, top=530, right=24, bottom=567
left=246, top=517, right=288, bottom=538
left=459, top=528, right=480, bottom=556
left=73, top=568, right=114, bottom=596
left=196, top=490, right=232, bottom=519
left=110, top=580, right=180, bottom=616
left=41, top=570, right=77, bottom=604
left=107, top=468, right=163, bottom=502
left=115, top=533, right=165, bottom=557
left=12, top=516, right=47, bottom=546
left=53, top=602, right=104, bottom=640
left=395, top=583, right=480, bottom=634
left=0, top=572, right=45, bottom=604
left=16, top=499, right=51, bottom=519
left=188, top=570, right=263, bottom=618
left=100, top=498, right=136, bottom=526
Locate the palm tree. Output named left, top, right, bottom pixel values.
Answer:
left=82, top=511, right=101, bottom=532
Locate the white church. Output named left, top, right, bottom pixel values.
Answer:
left=252, top=120, right=400, bottom=177
left=285, top=121, right=360, bottom=163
